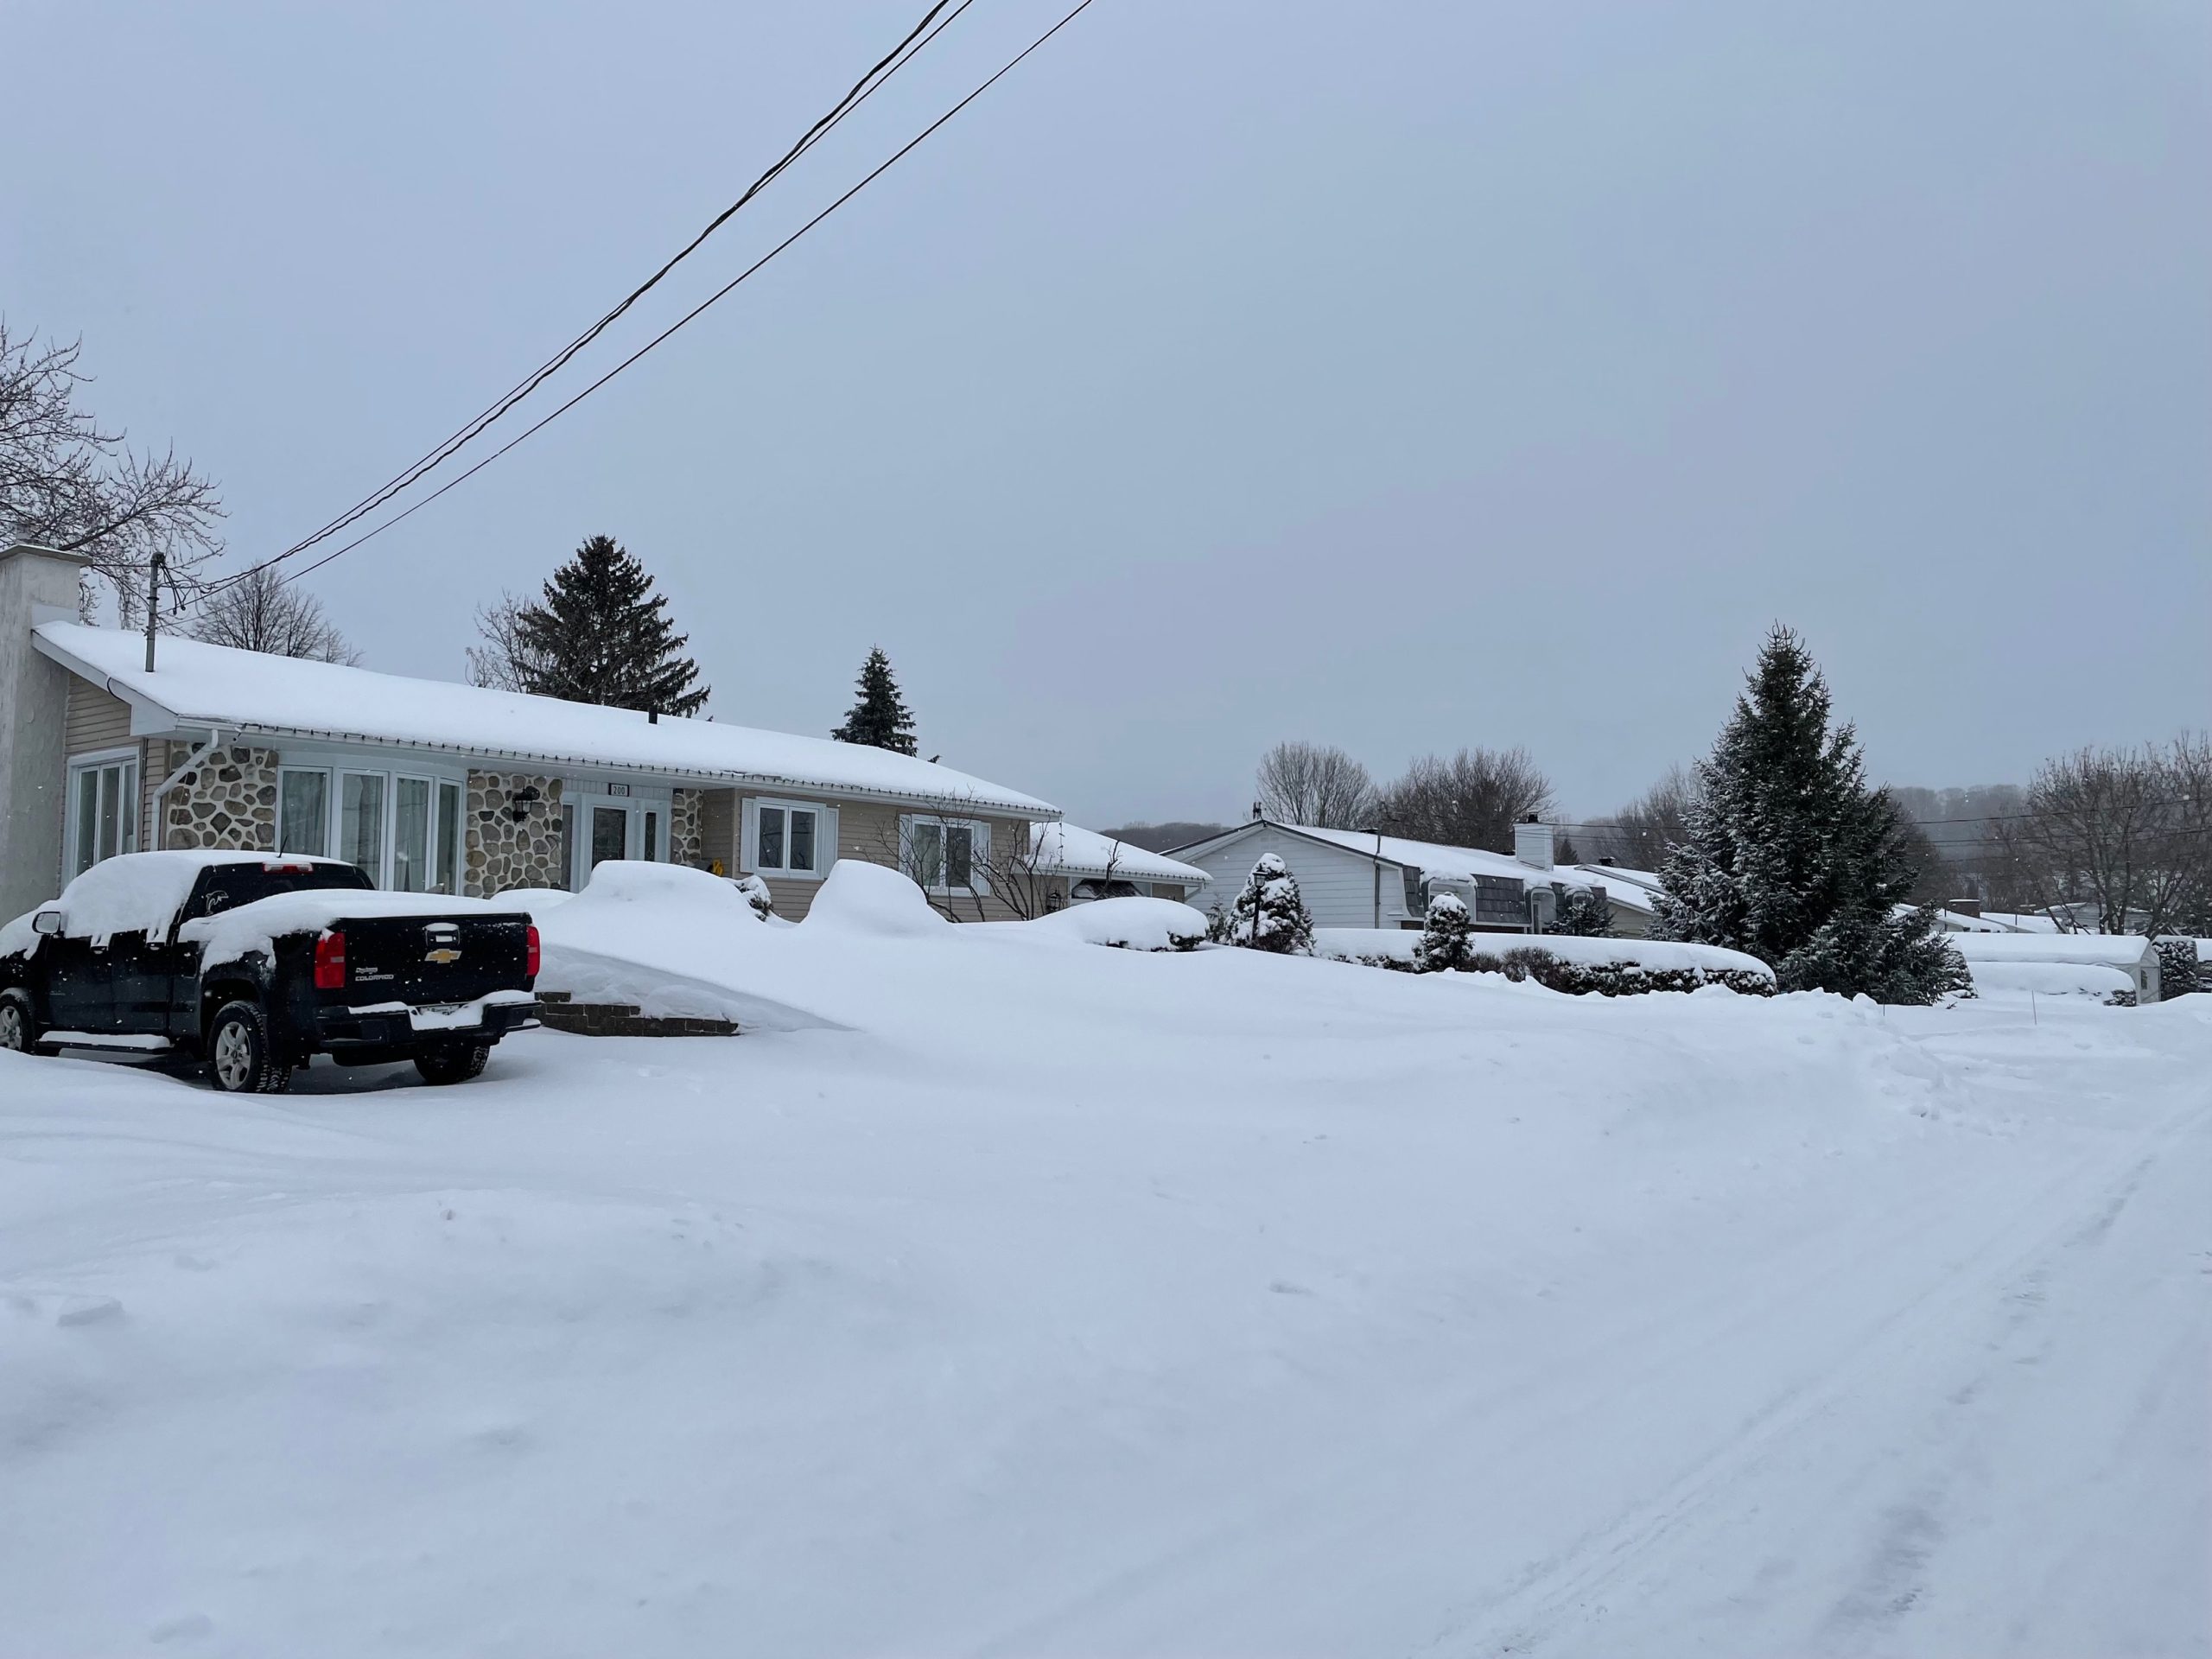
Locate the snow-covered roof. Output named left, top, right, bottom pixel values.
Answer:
left=1573, top=861, right=1666, bottom=898
left=34, top=622, right=1056, bottom=819
left=1029, top=823, right=1210, bottom=887
left=1283, top=825, right=1660, bottom=913
left=1944, top=933, right=2157, bottom=968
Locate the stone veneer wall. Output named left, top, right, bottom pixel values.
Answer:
left=160, top=742, right=279, bottom=852
left=467, top=771, right=564, bottom=896
left=671, top=787, right=705, bottom=868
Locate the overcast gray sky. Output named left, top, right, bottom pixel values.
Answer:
left=8, top=0, right=2207, bottom=827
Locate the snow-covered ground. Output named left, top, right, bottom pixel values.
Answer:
left=3, top=885, right=2209, bottom=1657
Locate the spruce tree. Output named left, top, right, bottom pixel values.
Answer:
left=1655, top=626, right=1967, bottom=1003
left=1414, top=890, right=1478, bottom=971
left=830, top=646, right=918, bottom=755
left=1546, top=885, right=1613, bottom=938
left=1230, top=853, right=1314, bottom=954
left=511, top=535, right=709, bottom=715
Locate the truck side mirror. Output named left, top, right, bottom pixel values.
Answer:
left=32, top=910, right=63, bottom=936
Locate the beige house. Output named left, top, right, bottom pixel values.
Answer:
left=0, top=543, right=1057, bottom=923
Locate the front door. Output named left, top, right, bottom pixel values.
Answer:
left=590, top=806, right=628, bottom=874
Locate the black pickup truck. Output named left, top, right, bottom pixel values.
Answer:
left=0, top=852, right=538, bottom=1093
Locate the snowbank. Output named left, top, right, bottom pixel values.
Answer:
left=1017, top=896, right=1208, bottom=951
left=801, top=861, right=948, bottom=937
left=6, top=915, right=2211, bottom=1655
left=1962, top=960, right=2139, bottom=1003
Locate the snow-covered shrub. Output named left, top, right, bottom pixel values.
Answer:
left=1456, top=944, right=1774, bottom=998
left=2153, top=937, right=2201, bottom=998
left=803, top=861, right=946, bottom=937
left=1020, top=897, right=1207, bottom=952
left=732, top=874, right=775, bottom=921
left=1226, top=854, right=1313, bottom=955
left=1545, top=887, right=1612, bottom=938
left=1413, top=892, right=1478, bottom=972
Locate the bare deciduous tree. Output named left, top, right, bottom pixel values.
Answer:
left=1993, top=734, right=2210, bottom=937
left=1579, top=765, right=1695, bottom=870
left=467, top=590, right=554, bottom=691
left=189, top=565, right=360, bottom=664
left=1256, top=741, right=1375, bottom=828
left=858, top=804, right=1098, bottom=922
left=1375, top=747, right=1555, bottom=851
left=1, top=321, right=225, bottom=617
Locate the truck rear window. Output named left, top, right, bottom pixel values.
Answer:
left=185, top=862, right=375, bottom=920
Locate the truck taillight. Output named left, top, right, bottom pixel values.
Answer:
left=314, top=929, right=347, bottom=990
left=525, top=925, right=541, bottom=978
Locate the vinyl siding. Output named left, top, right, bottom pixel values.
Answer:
left=64, top=677, right=132, bottom=753
left=1177, top=825, right=1418, bottom=930
left=735, top=792, right=1036, bottom=921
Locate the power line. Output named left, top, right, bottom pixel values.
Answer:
left=256, top=0, right=1102, bottom=591
left=213, top=0, right=979, bottom=595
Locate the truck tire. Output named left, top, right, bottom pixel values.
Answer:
left=0, top=988, right=49, bottom=1057
left=207, top=1001, right=292, bottom=1095
left=415, top=1041, right=492, bottom=1086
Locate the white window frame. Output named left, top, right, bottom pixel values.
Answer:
left=65, top=747, right=140, bottom=880
left=899, top=813, right=990, bottom=896
left=743, top=797, right=834, bottom=881
left=276, top=758, right=468, bottom=893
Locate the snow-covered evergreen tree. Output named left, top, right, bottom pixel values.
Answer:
left=1414, top=890, right=1478, bottom=971
left=510, top=535, right=709, bottom=715
left=830, top=646, right=918, bottom=755
left=1655, top=626, right=1967, bottom=1003
left=1228, top=853, right=1313, bottom=954
left=1546, top=886, right=1613, bottom=937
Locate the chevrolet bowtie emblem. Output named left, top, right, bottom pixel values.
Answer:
left=424, top=947, right=462, bottom=965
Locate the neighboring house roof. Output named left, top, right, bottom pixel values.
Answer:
left=34, top=622, right=1056, bottom=819
left=1944, top=932, right=2158, bottom=968
left=1030, top=823, right=1210, bottom=887
left=1284, top=824, right=1659, bottom=914
left=1573, top=861, right=1666, bottom=899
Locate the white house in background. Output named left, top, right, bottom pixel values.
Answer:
left=1168, top=817, right=1658, bottom=936
left=1946, top=931, right=2163, bottom=1002
left=1028, top=823, right=1208, bottom=906
left=0, top=543, right=1059, bottom=923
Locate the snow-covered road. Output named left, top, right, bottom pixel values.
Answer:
left=3, top=937, right=2208, bottom=1656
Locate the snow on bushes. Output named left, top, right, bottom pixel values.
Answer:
left=2152, top=938, right=2201, bottom=998
left=1414, top=892, right=1478, bottom=972
left=1021, top=898, right=1207, bottom=952
left=1316, top=928, right=1777, bottom=996
left=1220, top=854, right=1313, bottom=954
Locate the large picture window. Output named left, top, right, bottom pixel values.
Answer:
left=67, top=752, right=139, bottom=880
left=279, top=762, right=466, bottom=893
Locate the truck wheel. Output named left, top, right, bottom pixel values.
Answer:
left=415, top=1041, right=492, bottom=1085
left=207, top=1001, right=292, bottom=1095
left=0, top=989, right=48, bottom=1057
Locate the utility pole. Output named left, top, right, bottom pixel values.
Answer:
left=143, top=551, right=167, bottom=672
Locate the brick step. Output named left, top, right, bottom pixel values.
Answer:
left=535, top=1000, right=737, bottom=1039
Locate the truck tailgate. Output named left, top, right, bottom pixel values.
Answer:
left=328, top=912, right=532, bottom=1006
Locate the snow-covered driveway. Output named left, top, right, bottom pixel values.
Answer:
left=3, top=941, right=2208, bottom=1657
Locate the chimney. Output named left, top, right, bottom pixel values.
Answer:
left=1512, top=814, right=1555, bottom=873
left=1, top=543, right=94, bottom=923
left=1251, top=801, right=1264, bottom=822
